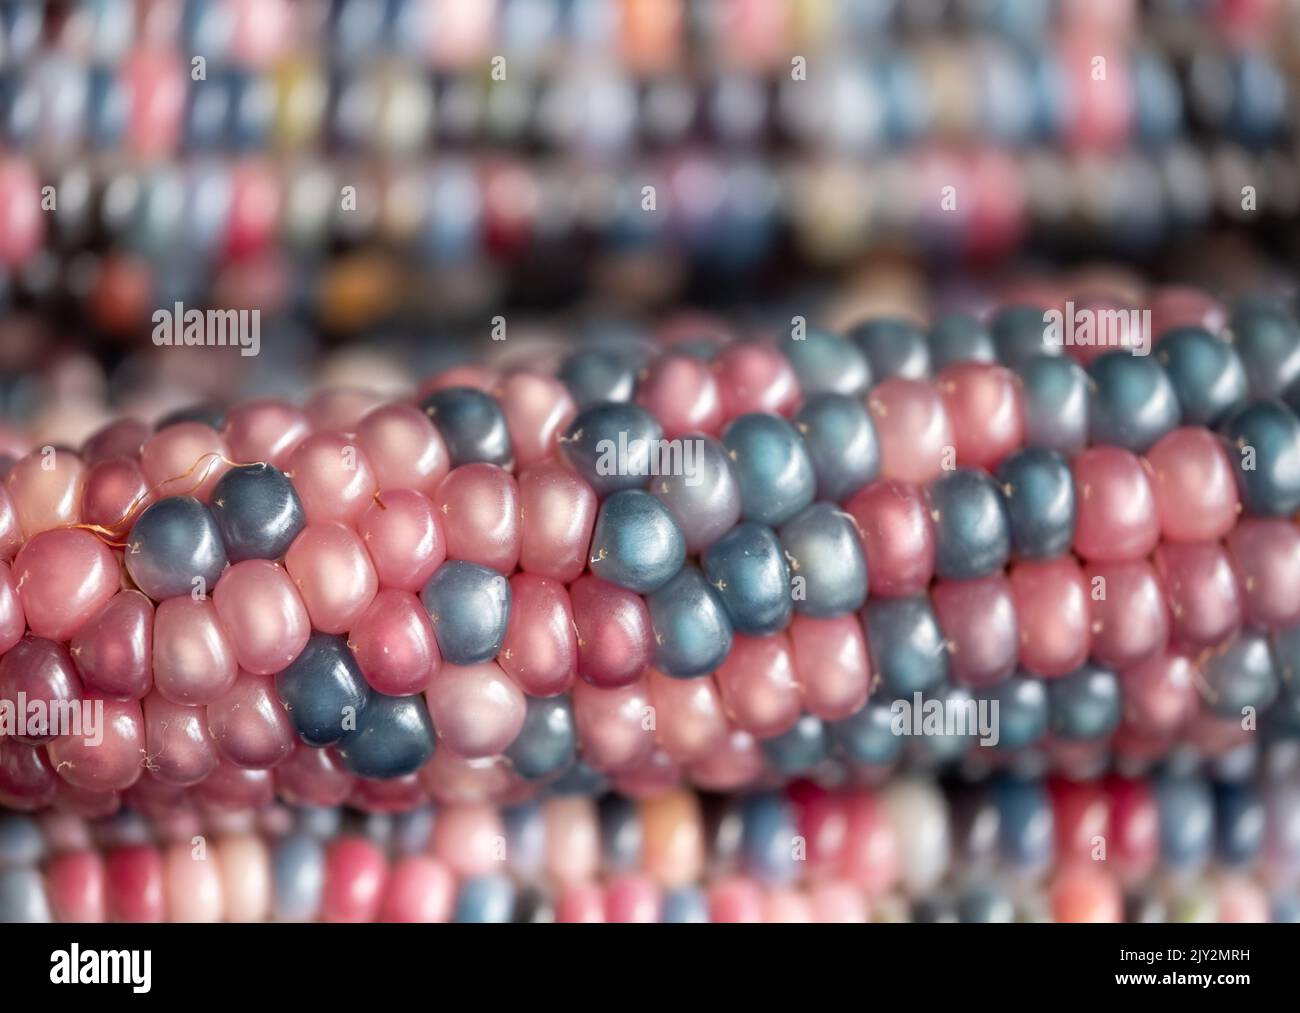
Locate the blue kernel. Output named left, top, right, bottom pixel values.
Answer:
left=991, top=305, right=1059, bottom=367
left=1156, top=326, right=1248, bottom=426
left=1215, top=782, right=1265, bottom=866
left=1155, top=775, right=1214, bottom=872
left=761, top=714, right=829, bottom=774
left=995, top=447, right=1075, bottom=559
left=275, top=633, right=371, bottom=747
left=701, top=522, right=792, bottom=636
left=1220, top=399, right=1300, bottom=516
left=721, top=412, right=816, bottom=526
left=559, top=401, right=664, bottom=498
left=547, top=760, right=609, bottom=797
left=1016, top=354, right=1089, bottom=454
left=270, top=832, right=325, bottom=921
left=125, top=496, right=228, bottom=600
left=996, top=778, right=1054, bottom=873
left=420, top=560, right=511, bottom=665
left=1088, top=350, right=1180, bottom=452
left=1047, top=663, right=1121, bottom=740
left=929, top=312, right=997, bottom=371
left=650, top=435, right=742, bottom=554
left=847, top=316, right=930, bottom=381
left=589, top=489, right=686, bottom=593
left=646, top=565, right=733, bottom=677
left=1201, top=630, right=1278, bottom=718
left=453, top=874, right=515, bottom=923
left=977, top=672, right=1048, bottom=750
left=0, top=813, right=43, bottom=869
left=778, top=501, right=868, bottom=617
left=209, top=463, right=305, bottom=562
left=928, top=468, right=1011, bottom=580
left=793, top=393, right=880, bottom=502
left=740, top=792, right=799, bottom=885
left=1229, top=300, right=1300, bottom=399
left=504, top=695, right=576, bottom=780
left=558, top=347, right=639, bottom=406
left=830, top=697, right=905, bottom=766
left=779, top=327, right=872, bottom=397
left=0, top=867, right=50, bottom=923
left=420, top=386, right=513, bottom=468
left=662, top=886, right=709, bottom=923
left=863, top=596, right=949, bottom=695
left=336, top=690, right=436, bottom=779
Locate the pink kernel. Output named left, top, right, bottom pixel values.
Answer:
left=0, top=737, right=58, bottom=809
left=1051, top=864, right=1122, bottom=923
left=378, top=856, right=455, bottom=923
left=1154, top=541, right=1242, bottom=651
left=498, top=573, right=576, bottom=696
left=285, top=522, right=379, bottom=634
left=1086, top=559, right=1169, bottom=669
left=212, top=560, right=311, bottom=675
left=867, top=379, right=955, bottom=486
left=274, top=743, right=352, bottom=808
left=349, top=589, right=439, bottom=696
left=142, top=690, right=219, bottom=786
left=1071, top=446, right=1159, bottom=562
left=0, top=636, right=83, bottom=744
left=322, top=837, right=389, bottom=923
left=714, top=341, right=800, bottom=420
left=709, top=876, right=764, bottom=923
left=425, top=660, right=526, bottom=759
left=1120, top=650, right=1198, bottom=736
left=1226, top=518, right=1300, bottom=629
left=1009, top=557, right=1091, bottom=678
left=605, top=874, right=660, bottom=923
left=5, top=447, right=86, bottom=537
left=839, top=791, right=901, bottom=896
left=635, top=353, right=723, bottom=439
left=47, top=852, right=107, bottom=923
left=304, top=387, right=384, bottom=432
left=0, top=560, right=25, bottom=655
left=497, top=371, right=577, bottom=469
left=80, top=458, right=151, bottom=533
left=518, top=461, right=596, bottom=583
left=14, top=528, right=120, bottom=642
left=355, top=402, right=450, bottom=496
left=140, top=422, right=230, bottom=501
left=572, top=675, right=656, bottom=772
left=557, top=882, right=605, bottom=923
left=206, top=669, right=295, bottom=769
left=151, top=598, right=238, bottom=705
left=1144, top=427, right=1239, bottom=542
left=0, top=484, right=22, bottom=559
left=70, top=590, right=153, bottom=700
left=715, top=633, right=802, bottom=739
left=931, top=574, right=1018, bottom=688
left=936, top=362, right=1024, bottom=470
left=82, top=417, right=149, bottom=466
left=287, top=431, right=379, bottom=526
left=356, top=489, right=445, bottom=592
left=843, top=479, right=935, bottom=597
left=788, top=614, right=871, bottom=720
left=647, top=668, right=728, bottom=764
left=435, top=463, right=521, bottom=573
left=430, top=803, right=505, bottom=877
left=570, top=575, right=652, bottom=689
left=48, top=696, right=146, bottom=793
left=221, top=398, right=311, bottom=469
